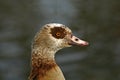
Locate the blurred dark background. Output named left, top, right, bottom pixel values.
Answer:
left=0, top=0, right=120, bottom=80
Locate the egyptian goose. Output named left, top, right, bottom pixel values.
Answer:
left=29, top=23, right=88, bottom=80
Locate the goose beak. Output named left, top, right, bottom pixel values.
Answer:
left=68, top=35, right=89, bottom=46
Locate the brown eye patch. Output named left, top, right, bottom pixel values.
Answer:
left=50, top=27, right=67, bottom=39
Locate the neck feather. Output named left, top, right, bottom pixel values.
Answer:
left=29, top=47, right=58, bottom=80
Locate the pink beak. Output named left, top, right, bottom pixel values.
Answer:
left=68, top=35, right=89, bottom=46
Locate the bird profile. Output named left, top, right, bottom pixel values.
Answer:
left=28, top=23, right=88, bottom=80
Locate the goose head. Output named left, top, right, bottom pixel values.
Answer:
left=33, top=23, right=88, bottom=52
left=29, top=23, right=89, bottom=80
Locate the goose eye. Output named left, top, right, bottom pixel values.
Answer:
left=56, top=32, right=61, bottom=36
left=50, top=27, right=67, bottom=39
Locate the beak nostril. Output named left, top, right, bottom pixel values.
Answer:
left=75, top=38, right=79, bottom=41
